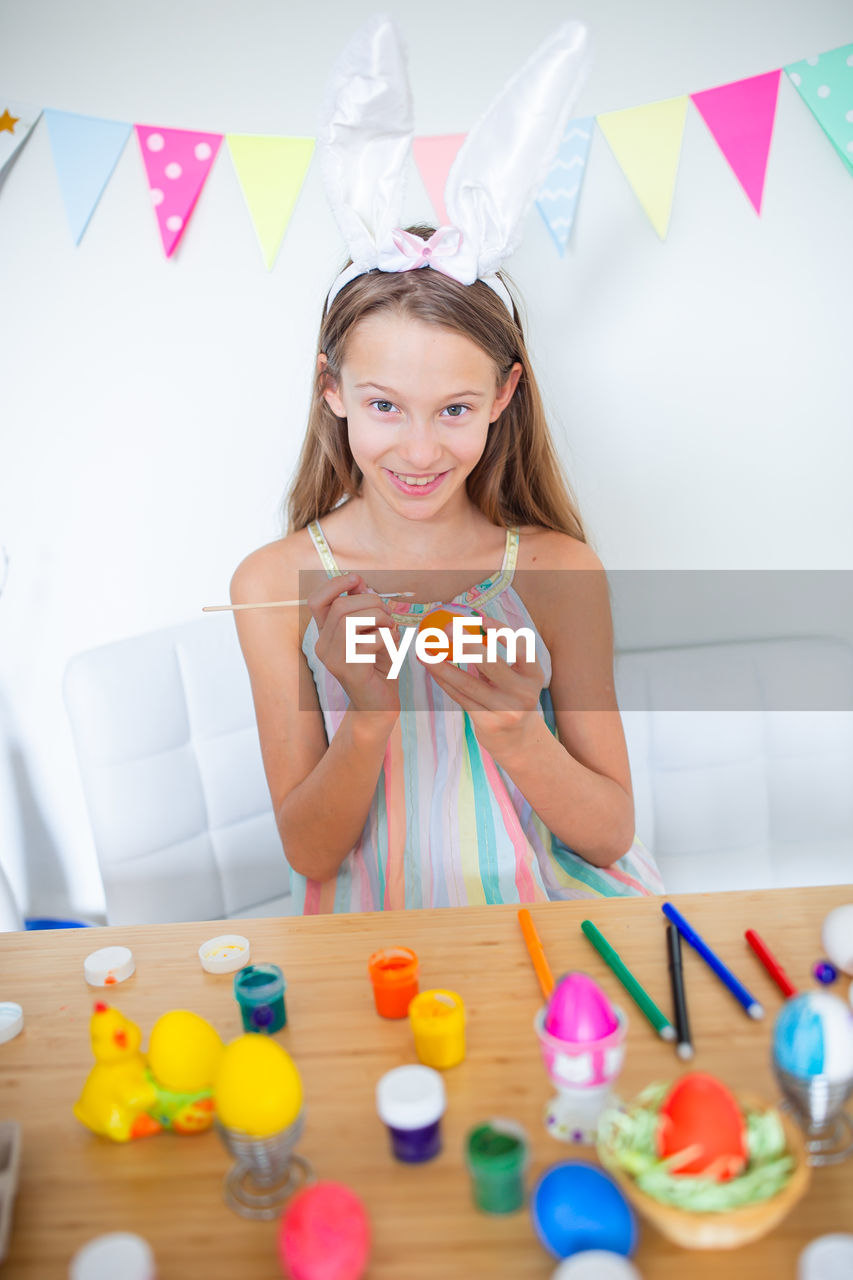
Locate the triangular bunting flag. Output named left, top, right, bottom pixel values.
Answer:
left=44, top=110, right=131, bottom=244
left=0, top=99, right=42, bottom=188
left=134, top=124, right=223, bottom=257
left=412, top=135, right=465, bottom=226
left=226, top=134, right=315, bottom=269
left=785, top=43, right=853, bottom=178
left=535, top=117, right=594, bottom=254
left=596, top=97, right=688, bottom=239
left=690, top=70, right=781, bottom=214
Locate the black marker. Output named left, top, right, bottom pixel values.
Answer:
left=666, top=922, right=693, bottom=1061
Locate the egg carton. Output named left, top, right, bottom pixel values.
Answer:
left=0, top=1120, right=21, bottom=1262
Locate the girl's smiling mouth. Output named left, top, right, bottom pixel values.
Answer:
left=384, top=469, right=449, bottom=495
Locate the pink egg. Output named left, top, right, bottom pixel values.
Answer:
left=278, top=1182, right=370, bottom=1280
left=544, top=972, right=620, bottom=1042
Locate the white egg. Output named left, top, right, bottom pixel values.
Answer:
left=821, top=903, right=853, bottom=976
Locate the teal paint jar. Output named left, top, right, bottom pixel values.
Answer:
left=234, top=963, right=286, bottom=1034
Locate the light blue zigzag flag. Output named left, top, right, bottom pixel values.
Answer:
left=535, top=116, right=594, bottom=255
left=44, top=110, right=132, bottom=244
left=785, top=42, right=853, bottom=178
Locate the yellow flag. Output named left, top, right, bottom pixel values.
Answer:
left=596, top=97, right=688, bottom=239
left=226, top=135, right=315, bottom=269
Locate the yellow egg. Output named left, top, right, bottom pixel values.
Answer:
left=147, top=1010, right=224, bottom=1093
left=214, top=1035, right=302, bottom=1137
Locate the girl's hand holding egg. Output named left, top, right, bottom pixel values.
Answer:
left=418, top=612, right=546, bottom=759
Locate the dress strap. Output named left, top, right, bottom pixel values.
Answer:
left=306, top=519, right=347, bottom=578
left=500, top=526, right=520, bottom=578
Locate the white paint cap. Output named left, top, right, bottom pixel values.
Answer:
left=84, top=946, right=135, bottom=988
left=198, top=934, right=250, bottom=975
left=69, top=1232, right=156, bottom=1279
left=799, top=1234, right=853, bottom=1280
left=0, top=1003, right=23, bottom=1045
left=376, top=1064, right=445, bottom=1130
left=552, top=1253, right=641, bottom=1279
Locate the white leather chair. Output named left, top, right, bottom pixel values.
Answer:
left=64, top=615, right=292, bottom=926
left=616, top=637, right=853, bottom=893
left=64, top=622, right=852, bottom=924
left=0, top=863, right=23, bottom=933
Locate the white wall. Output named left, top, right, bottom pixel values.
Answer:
left=1, top=0, right=851, bottom=916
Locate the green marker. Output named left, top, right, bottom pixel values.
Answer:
left=581, top=919, right=676, bottom=1042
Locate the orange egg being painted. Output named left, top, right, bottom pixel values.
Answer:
left=656, top=1073, right=748, bottom=1181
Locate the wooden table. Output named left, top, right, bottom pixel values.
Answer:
left=1, top=887, right=851, bottom=1278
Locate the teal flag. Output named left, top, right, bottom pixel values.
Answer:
left=785, top=43, right=853, bottom=177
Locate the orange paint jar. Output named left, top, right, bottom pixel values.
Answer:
left=368, top=948, right=420, bottom=1019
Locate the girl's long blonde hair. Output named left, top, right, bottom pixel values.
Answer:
left=286, top=225, right=587, bottom=543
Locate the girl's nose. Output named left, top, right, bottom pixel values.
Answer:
left=398, top=421, right=443, bottom=469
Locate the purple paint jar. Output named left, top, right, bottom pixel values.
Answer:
left=376, top=1064, right=446, bottom=1164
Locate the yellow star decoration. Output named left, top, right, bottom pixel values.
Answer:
left=0, top=110, right=21, bottom=133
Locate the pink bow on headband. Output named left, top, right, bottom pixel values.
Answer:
left=391, top=225, right=464, bottom=276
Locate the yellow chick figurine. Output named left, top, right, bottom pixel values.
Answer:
left=74, top=1003, right=161, bottom=1142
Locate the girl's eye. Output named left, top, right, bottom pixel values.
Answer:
left=371, top=400, right=396, bottom=413
left=444, top=404, right=470, bottom=418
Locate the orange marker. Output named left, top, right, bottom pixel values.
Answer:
left=518, top=908, right=554, bottom=999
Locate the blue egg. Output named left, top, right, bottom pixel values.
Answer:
left=773, top=992, right=853, bottom=1081
left=531, top=1162, right=637, bottom=1260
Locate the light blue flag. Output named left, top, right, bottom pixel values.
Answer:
left=535, top=116, right=594, bottom=255
left=785, top=43, right=853, bottom=178
left=44, top=110, right=131, bottom=243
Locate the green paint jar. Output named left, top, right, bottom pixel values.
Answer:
left=465, top=1119, right=528, bottom=1214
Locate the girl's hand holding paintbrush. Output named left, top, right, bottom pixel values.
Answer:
left=309, top=573, right=402, bottom=716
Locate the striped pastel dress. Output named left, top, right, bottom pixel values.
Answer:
left=295, top=520, right=664, bottom=914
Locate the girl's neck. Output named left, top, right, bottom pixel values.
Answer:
left=331, top=491, right=503, bottom=570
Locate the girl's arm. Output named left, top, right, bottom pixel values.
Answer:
left=492, top=546, right=636, bottom=867
left=230, top=544, right=398, bottom=883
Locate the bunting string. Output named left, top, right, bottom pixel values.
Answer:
left=0, top=40, right=850, bottom=266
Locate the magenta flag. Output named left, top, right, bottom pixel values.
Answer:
left=690, top=69, right=781, bottom=214
left=135, top=124, right=223, bottom=256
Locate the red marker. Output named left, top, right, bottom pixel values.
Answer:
left=744, top=929, right=797, bottom=998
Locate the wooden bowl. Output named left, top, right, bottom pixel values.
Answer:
left=597, top=1091, right=811, bottom=1250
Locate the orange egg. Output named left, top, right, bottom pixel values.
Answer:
left=417, top=609, right=461, bottom=636
left=417, top=608, right=485, bottom=657
left=656, top=1073, right=748, bottom=1181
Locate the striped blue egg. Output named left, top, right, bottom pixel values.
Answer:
left=773, top=992, right=853, bottom=1082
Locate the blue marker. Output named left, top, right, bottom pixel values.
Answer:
left=662, top=903, right=764, bottom=1020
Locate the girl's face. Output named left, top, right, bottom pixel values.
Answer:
left=320, top=312, right=521, bottom=521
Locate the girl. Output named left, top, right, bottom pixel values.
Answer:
left=230, top=228, right=663, bottom=913
left=230, top=15, right=664, bottom=912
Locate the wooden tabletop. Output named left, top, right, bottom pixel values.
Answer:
left=1, top=887, right=851, bottom=1278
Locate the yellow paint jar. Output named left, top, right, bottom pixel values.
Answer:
left=409, top=989, right=466, bottom=1070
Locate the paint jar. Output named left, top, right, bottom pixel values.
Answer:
left=465, top=1119, right=529, bottom=1214
left=368, top=947, right=419, bottom=1019
left=234, top=963, right=286, bottom=1034
left=409, top=989, right=466, bottom=1069
left=376, top=1064, right=446, bottom=1163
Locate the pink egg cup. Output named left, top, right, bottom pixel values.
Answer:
left=533, top=1004, right=628, bottom=1143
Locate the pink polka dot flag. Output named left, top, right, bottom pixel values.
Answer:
left=134, top=124, right=223, bottom=257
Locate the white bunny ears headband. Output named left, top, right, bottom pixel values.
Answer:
left=317, top=13, right=590, bottom=317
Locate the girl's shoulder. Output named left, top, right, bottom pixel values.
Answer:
left=229, top=526, right=329, bottom=608
left=516, top=525, right=605, bottom=574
